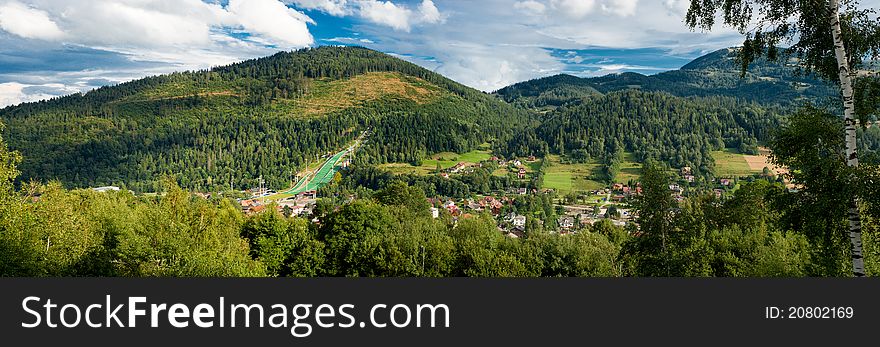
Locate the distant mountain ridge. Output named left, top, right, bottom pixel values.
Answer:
left=495, top=48, right=837, bottom=108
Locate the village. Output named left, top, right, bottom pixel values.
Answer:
left=214, top=139, right=787, bottom=241
left=85, top=147, right=773, bottom=241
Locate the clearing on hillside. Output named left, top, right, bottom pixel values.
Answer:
left=744, top=147, right=788, bottom=176
left=277, top=72, right=443, bottom=117
left=713, top=148, right=762, bottom=177
left=543, top=155, right=604, bottom=194
left=615, top=152, right=642, bottom=183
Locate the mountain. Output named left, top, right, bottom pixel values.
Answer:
left=495, top=48, right=838, bottom=108
left=0, top=46, right=528, bottom=192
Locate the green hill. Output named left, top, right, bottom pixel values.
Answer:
left=0, top=46, right=528, bottom=192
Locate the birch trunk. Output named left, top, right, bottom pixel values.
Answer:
left=828, top=0, right=865, bottom=277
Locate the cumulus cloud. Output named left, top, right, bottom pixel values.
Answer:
left=0, top=0, right=315, bottom=49
left=0, top=1, right=64, bottom=40
left=359, top=1, right=412, bottom=31
left=358, top=0, right=443, bottom=32
left=228, top=0, right=314, bottom=47
left=418, top=0, right=442, bottom=24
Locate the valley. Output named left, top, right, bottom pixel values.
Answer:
left=1, top=44, right=879, bottom=278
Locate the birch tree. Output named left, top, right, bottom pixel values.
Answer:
left=685, top=0, right=880, bottom=276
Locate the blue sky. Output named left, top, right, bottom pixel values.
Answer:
left=0, top=0, right=876, bottom=107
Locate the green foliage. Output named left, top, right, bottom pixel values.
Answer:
left=242, top=211, right=324, bottom=277
left=0, top=182, right=266, bottom=277
left=374, top=180, right=430, bottom=216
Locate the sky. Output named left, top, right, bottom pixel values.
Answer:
left=0, top=0, right=877, bottom=107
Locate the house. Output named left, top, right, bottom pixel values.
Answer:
left=720, top=179, right=732, bottom=186
left=92, top=186, right=120, bottom=193
left=517, top=187, right=527, bottom=195
left=430, top=207, right=440, bottom=219
left=518, top=167, right=527, bottom=179
left=482, top=196, right=504, bottom=214
left=512, top=160, right=523, bottom=167
left=714, top=189, right=724, bottom=198
left=612, top=183, right=624, bottom=192
left=558, top=216, right=575, bottom=230
left=527, top=155, right=537, bottom=162
left=450, top=162, right=469, bottom=174
left=439, top=172, right=450, bottom=179
left=512, top=215, right=527, bottom=228
left=669, top=184, right=684, bottom=194
left=681, top=166, right=692, bottom=175
left=684, top=175, right=695, bottom=183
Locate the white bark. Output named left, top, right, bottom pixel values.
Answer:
left=828, top=0, right=865, bottom=277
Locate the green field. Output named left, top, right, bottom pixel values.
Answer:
left=616, top=152, right=642, bottom=183
left=712, top=148, right=758, bottom=177
left=379, top=148, right=493, bottom=175
left=543, top=155, right=604, bottom=194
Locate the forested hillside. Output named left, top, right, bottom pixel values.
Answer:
left=0, top=46, right=528, bottom=192
left=496, top=90, right=780, bottom=178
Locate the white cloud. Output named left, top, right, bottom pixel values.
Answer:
left=514, top=1, right=546, bottom=15
left=228, top=0, right=314, bottom=47
left=287, top=0, right=351, bottom=16
left=0, top=1, right=64, bottom=40
left=359, top=0, right=413, bottom=31
left=304, top=0, right=445, bottom=32
left=418, top=0, right=443, bottom=24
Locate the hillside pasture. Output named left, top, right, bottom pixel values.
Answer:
left=543, top=155, right=604, bottom=194
left=712, top=148, right=762, bottom=177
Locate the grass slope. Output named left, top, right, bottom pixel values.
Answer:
left=543, top=155, right=604, bottom=194
left=712, top=148, right=759, bottom=177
